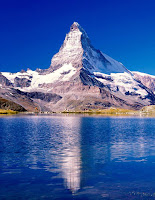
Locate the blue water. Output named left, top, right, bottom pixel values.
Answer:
left=0, top=115, right=155, bottom=199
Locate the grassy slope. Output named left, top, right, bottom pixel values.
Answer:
left=62, top=107, right=137, bottom=115
left=62, top=106, right=155, bottom=116
left=140, top=105, right=155, bottom=115
left=0, top=97, right=26, bottom=111
left=0, top=109, right=18, bottom=114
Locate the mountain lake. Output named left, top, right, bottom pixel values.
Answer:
left=0, top=114, right=155, bottom=199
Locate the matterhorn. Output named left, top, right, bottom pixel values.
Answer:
left=1, top=22, right=155, bottom=112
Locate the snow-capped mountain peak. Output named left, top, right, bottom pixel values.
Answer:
left=49, top=22, right=85, bottom=71
left=49, top=22, right=130, bottom=75
left=1, top=22, right=155, bottom=112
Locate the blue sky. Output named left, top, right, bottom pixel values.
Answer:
left=0, top=0, right=155, bottom=74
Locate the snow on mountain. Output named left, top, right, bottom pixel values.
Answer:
left=2, top=63, right=76, bottom=89
left=93, top=72, right=148, bottom=97
left=0, top=72, right=13, bottom=87
left=1, top=22, right=155, bottom=111
left=49, top=22, right=130, bottom=75
left=49, top=22, right=83, bottom=71
left=133, top=71, right=155, bottom=78
left=133, top=71, right=155, bottom=94
left=2, top=22, right=134, bottom=91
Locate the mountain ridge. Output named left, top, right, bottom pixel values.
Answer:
left=1, top=22, right=155, bottom=112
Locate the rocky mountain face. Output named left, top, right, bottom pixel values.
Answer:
left=0, top=97, right=26, bottom=112
left=1, top=22, right=155, bottom=112
left=0, top=88, right=40, bottom=112
left=133, top=72, right=155, bottom=93
left=0, top=72, right=13, bottom=87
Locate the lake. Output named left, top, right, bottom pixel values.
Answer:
left=0, top=115, right=155, bottom=199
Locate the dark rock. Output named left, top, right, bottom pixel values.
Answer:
left=14, top=77, right=31, bottom=87
left=0, top=97, right=26, bottom=111
left=0, top=73, right=12, bottom=87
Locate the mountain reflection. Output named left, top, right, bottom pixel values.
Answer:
left=26, top=116, right=82, bottom=193
left=57, top=117, right=81, bottom=193
left=1, top=116, right=155, bottom=198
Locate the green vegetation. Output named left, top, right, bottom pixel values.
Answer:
left=0, top=109, right=18, bottom=114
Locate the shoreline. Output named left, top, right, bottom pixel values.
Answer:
left=1, top=108, right=155, bottom=117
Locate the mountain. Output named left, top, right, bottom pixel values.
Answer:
left=133, top=72, right=155, bottom=94
left=1, top=22, right=155, bottom=112
left=0, top=97, right=26, bottom=112
left=0, top=72, right=13, bottom=87
left=0, top=87, right=40, bottom=112
left=49, top=22, right=130, bottom=74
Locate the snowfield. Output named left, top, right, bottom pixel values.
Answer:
left=2, top=63, right=76, bottom=89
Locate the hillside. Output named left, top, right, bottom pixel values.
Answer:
left=0, top=97, right=26, bottom=112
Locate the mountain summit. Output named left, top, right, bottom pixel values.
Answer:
left=1, top=22, right=155, bottom=112
left=49, top=22, right=130, bottom=75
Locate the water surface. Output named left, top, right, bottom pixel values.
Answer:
left=0, top=115, right=155, bottom=199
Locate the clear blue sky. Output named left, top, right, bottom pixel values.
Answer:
left=0, top=0, right=155, bottom=74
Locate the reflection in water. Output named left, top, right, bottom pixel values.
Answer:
left=57, top=117, right=81, bottom=193
left=109, top=118, right=155, bottom=162
left=26, top=116, right=82, bottom=193
left=1, top=116, right=155, bottom=199
left=0, top=116, right=82, bottom=193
